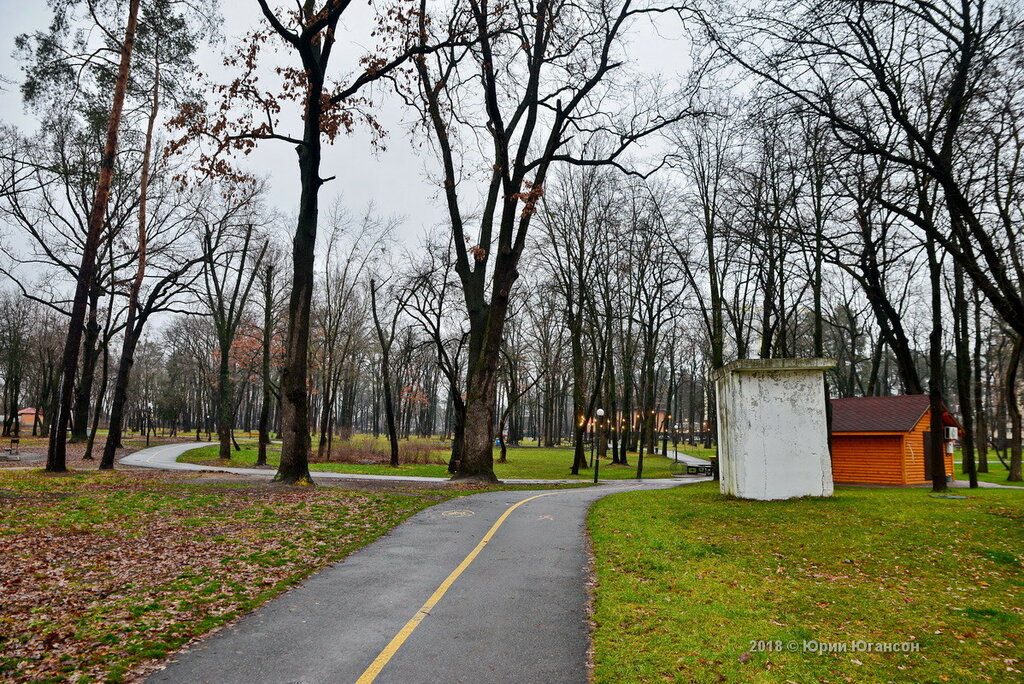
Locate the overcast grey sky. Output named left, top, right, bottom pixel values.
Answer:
left=0, top=1, right=692, bottom=251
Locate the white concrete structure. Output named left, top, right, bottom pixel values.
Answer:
left=713, top=358, right=835, bottom=500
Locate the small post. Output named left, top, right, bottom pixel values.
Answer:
left=673, top=423, right=679, bottom=462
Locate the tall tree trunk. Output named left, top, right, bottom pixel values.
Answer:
left=71, top=290, right=101, bottom=443
left=83, top=332, right=111, bottom=461
left=98, top=51, right=158, bottom=471
left=662, top=364, right=674, bottom=458
left=370, top=281, right=400, bottom=469
left=569, top=318, right=588, bottom=474
left=926, top=232, right=947, bottom=492
left=257, top=265, right=274, bottom=467
left=274, top=74, right=323, bottom=486
left=47, top=0, right=140, bottom=472
left=1007, top=335, right=1022, bottom=482
left=447, top=392, right=464, bottom=473
left=619, top=349, right=633, bottom=466
left=600, top=337, right=613, bottom=461
left=457, top=293, right=512, bottom=482
left=217, top=342, right=233, bottom=460
left=316, top=362, right=334, bottom=459
left=973, top=291, right=989, bottom=473
left=954, top=263, right=977, bottom=487
left=99, top=328, right=141, bottom=469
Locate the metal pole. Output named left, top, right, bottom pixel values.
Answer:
left=589, top=419, right=595, bottom=469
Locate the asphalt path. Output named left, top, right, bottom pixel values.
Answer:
left=148, top=479, right=699, bottom=684
left=121, top=441, right=609, bottom=485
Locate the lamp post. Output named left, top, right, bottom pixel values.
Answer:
left=673, top=424, right=679, bottom=462
left=146, top=402, right=153, bottom=447
left=593, top=408, right=605, bottom=483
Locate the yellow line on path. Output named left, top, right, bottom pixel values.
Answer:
left=354, top=491, right=557, bottom=684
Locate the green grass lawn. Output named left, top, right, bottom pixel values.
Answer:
left=588, top=482, right=1024, bottom=683
left=178, top=441, right=687, bottom=480
left=675, top=444, right=718, bottom=461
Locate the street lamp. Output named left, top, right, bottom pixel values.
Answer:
left=673, top=423, right=679, bottom=462
left=593, top=408, right=605, bottom=483
left=146, top=402, right=153, bottom=447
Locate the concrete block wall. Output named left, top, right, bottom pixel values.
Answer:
left=713, top=358, right=835, bottom=500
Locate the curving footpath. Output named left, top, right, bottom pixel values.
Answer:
left=148, top=480, right=700, bottom=684
left=121, top=441, right=709, bottom=486
left=120, top=442, right=456, bottom=483
left=122, top=443, right=707, bottom=683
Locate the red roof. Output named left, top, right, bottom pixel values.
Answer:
left=831, top=395, right=959, bottom=433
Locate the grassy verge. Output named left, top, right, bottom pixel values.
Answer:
left=0, top=469, right=463, bottom=682
left=179, top=442, right=685, bottom=480
left=956, top=461, right=1024, bottom=488
left=589, top=482, right=1023, bottom=683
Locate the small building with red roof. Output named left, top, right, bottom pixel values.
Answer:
left=18, top=407, right=42, bottom=423
left=830, top=395, right=959, bottom=485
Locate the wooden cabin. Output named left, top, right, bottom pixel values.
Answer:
left=18, top=407, right=42, bottom=425
left=830, top=395, right=958, bottom=485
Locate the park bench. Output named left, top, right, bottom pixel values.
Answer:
left=0, top=438, right=20, bottom=461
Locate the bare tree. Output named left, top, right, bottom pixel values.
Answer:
left=710, top=0, right=1024, bottom=336
left=408, top=0, right=697, bottom=480
left=370, top=277, right=413, bottom=468
left=198, top=185, right=268, bottom=461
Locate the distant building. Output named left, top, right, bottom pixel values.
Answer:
left=18, top=407, right=43, bottom=424
left=830, top=395, right=959, bottom=486
left=1, top=408, right=43, bottom=434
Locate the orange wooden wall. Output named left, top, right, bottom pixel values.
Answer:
left=831, top=433, right=905, bottom=484
left=832, top=408, right=955, bottom=485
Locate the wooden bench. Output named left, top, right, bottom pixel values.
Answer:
left=0, top=438, right=20, bottom=461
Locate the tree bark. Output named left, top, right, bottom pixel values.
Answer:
left=257, top=263, right=274, bottom=467
left=99, top=329, right=141, bottom=470
left=216, top=340, right=233, bottom=460
left=457, top=305, right=507, bottom=482
left=1007, top=334, right=1022, bottom=482
left=569, top=317, right=588, bottom=474
left=370, top=280, right=401, bottom=469
left=273, top=78, right=321, bottom=486
left=973, top=291, right=989, bottom=472
left=926, top=229, right=947, bottom=492
left=47, top=0, right=140, bottom=472
left=954, top=262, right=977, bottom=486
left=71, top=290, right=101, bottom=443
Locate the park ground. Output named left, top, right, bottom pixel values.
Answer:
left=0, top=464, right=577, bottom=682
left=5, top=432, right=1019, bottom=486
left=589, top=482, right=1024, bottom=682
left=2, top=438, right=1021, bottom=682
left=175, top=433, right=696, bottom=480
